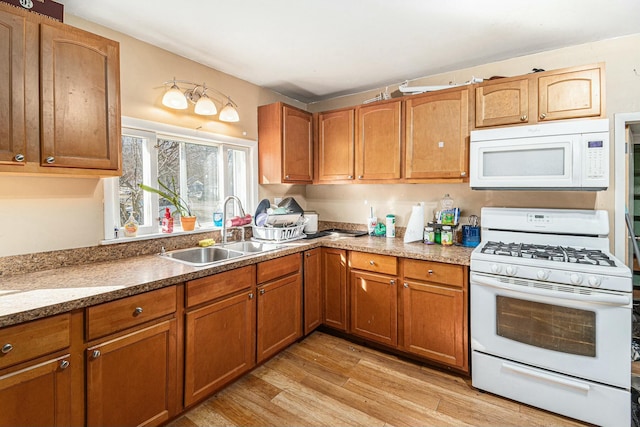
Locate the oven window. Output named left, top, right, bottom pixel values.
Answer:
left=496, top=296, right=596, bottom=357
left=483, top=147, right=565, bottom=177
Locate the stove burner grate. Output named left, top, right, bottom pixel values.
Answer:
left=480, top=241, right=615, bottom=266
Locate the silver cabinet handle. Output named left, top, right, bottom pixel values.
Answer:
left=403, top=282, right=409, bottom=288
left=348, top=175, right=353, bottom=179
left=1, top=343, right=13, bottom=354
left=134, top=307, right=143, bottom=315
left=285, top=175, right=290, bottom=180
left=248, top=292, right=254, bottom=299
left=460, top=171, right=467, bottom=177
left=259, top=289, right=265, bottom=295
left=520, top=115, right=527, bottom=121
left=539, top=113, right=547, bottom=120
left=45, top=156, right=55, bottom=164
left=358, top=175, right=364, bottom=179
left=306, top=253, right=311, bottom=257
left=59, top=360, right=70, bottom=369
left=390, top=279, right=395, bottom=285
left=92, top=350, right=101, bottom=359
left=369, top=260, right=375, bottom=266
left=428, top=269, right=434, bottom=275
left=14, top=154, right=25, bottom=162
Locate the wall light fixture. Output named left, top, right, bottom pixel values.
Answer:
left=161, top=78, right=240, bottom=122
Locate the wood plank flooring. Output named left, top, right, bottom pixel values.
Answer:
left=169, top=331, right=590, bottom=427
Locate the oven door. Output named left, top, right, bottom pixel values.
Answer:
left=470, top=272, right=631, bottom=388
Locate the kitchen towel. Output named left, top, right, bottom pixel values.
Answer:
left=404, top=203, right=425, bottom=243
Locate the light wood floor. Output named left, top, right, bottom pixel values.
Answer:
left=169, top=331, right=590, bottom=427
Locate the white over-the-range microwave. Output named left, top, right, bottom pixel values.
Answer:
left=469, top=118, right=609, bottom=190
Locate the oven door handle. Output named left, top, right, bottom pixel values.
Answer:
left=501, top=362, right=591, bottom=392
left=471, top=273, right=631, bottom=306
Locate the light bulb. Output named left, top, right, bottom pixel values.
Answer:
left=219, top=101, right=240, bottom=122
left=194, top=94, right=217, bottom=115
left=162, top=84, right=188, bottom=109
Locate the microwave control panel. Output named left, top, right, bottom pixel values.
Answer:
left=586, top=139, right=606, bottom=179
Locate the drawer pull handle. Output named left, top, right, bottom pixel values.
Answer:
left=390, top=279, right=395, bottom=285
left=59, top=360, right=70, bottom=369
left=45, top=156, right=55, bottom=164
left=92, top=350, right=101, bottom=359
left=358, top=175, right=364, bottom=179
left=539, top=113, right=547, bottom=120
left=348, top=175, right=353, bottom=179
left=1, top=343, right=13, bottom=354
left=428, top=269, right=434, bottom=275
left=134, top=307, right=143, bottom=315
left=249, top=292, right=254, bottom=299
left=369, top=260, right=375, bottom=266
left=404, top=282, right=409, bottom=288
left=14, top=154, right=25, bottom=162
left=520, top=115, right=527, bottom=121
left=260, top=289, right=265, bottom=295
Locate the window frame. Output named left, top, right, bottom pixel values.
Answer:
left=103, top=117, right=258, bottom=242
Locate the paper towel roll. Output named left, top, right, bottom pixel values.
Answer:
left=404, top=203, right=425, bottom=243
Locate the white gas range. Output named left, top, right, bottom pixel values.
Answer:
left=470, top=207, right=632, bottom=427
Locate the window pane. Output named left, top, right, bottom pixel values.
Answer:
left=185, top=143, right=220, bottom=226
left=119, top=136, right=145, bottom=226
left=226, top=148, right=248, bottom=209
left=157, top=139, right=181, bottom=218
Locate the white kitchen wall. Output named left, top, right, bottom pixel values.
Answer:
left=2, top=12, right=639, bottom=257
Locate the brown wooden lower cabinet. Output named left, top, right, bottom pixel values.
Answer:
left=303, top=248, right=322, bottom=335
left=184, top=291, right=255, bottom=407
left=85, top=320, right=177, bottom=427
left=322, top=248, right=348, bottom=331
left=349, top=270, right=398, bottom=347
left=0, top=354, right=73, bottom=427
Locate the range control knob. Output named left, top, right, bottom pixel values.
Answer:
left=536, top=270, right=550, bottom=281
left=490, top=264, right=502, bottom=274
left=587, top=276, right=602, bottom=288
left=570, top=273, right=583, bottom=285
left=505, top=265, right=518, bottom=276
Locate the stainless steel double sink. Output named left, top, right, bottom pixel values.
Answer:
left=160, top=241, right=285, bottom=267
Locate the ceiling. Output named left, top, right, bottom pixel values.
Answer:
left=59, top=0, right=640, bottom=104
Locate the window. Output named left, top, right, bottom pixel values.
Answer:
left=104, top=117, right=257, bottom=240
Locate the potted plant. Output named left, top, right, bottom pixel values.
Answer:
left=139, top=178, right=197, bottom=231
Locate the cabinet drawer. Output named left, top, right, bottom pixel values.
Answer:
left=0, top=313, right=71, bottom=370
left=257, top=253, right=301, bottom=284
left=403, top=259, right=464, bottom=287
left=86, top=286, right=176, bottom=340
left=186, top=265, right=255, bottom=308
left=349, top=251, right=397, bottom=275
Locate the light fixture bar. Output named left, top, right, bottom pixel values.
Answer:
left=161, top=79, right=239, bottom=122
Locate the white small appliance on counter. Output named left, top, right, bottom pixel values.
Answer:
left=469, top=119, right=609, bottom=190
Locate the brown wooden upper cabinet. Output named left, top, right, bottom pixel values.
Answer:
left=404, top=86, right=471, bottom=181
left=356, top=99, right=402, bottom=181
left=315, top=108, right=355, bottom=182
left=258, top=102, right=313, bottom=184
left=0, top=3, right=121, bottom=176
left=475, top=63, right=604, bottom=128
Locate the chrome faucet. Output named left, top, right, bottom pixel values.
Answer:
left=221, top=195, right=246, bottom=244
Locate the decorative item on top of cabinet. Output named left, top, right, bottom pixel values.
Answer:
left=401, top=259, right=469, bottom=373
left=474, top=63, right=604, bottom=129
left=315, top=107, right=355, bottom=182
left=355, top=99, right=402, bottom=181
left=256, top=253, right=302, bottom=363
left=85, top=286, right=179, bottom=427
left=322, top=248, right=348, bottom=331
left=258, top=102, right=313, bottom=184
left=303, top=248, right=322, bottom=334
left=349, top=251, right=398, bottom=347
left=184, top=266, right=256, bottom=407
left=404, top=86, right=471, bottom=181
left=0, top=312, right=80, bottom=427
left=0, top=3, right=121, bottom=176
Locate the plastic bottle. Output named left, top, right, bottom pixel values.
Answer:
left=161, top=207, right=173, bottom=233
left=441, top=225, right=453, bottom=246
left=123, top=213, right=139, bottom=237
left=385, top=214, right=396, bottom=238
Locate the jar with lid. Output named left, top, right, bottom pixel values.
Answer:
left=441, top=225, right=453, bottom=246
left=424, top=226, right=435, bottom=245
left=385, top=214, right=396, bottom=238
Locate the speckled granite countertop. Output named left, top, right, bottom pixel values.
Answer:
left=0, top=236, right=473, bottom=328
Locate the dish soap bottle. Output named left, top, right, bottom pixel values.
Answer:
left=123, top=213, right=139, bottom=237
left=161, top=207, right=173, bottom=233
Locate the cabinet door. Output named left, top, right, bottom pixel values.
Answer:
left=538, top=66, right=602, bottom=121
left=282, top=105, right=313, bottom=182
left=256, top=273, right=302, bottom=363
left=0, top=10, right=30, bottom=166
left=355, top=100, right=402, bottom=181
left=322, top=248, right=347, bottom=331
left=184, top=291, right=255, bottom=407
left=0, top=355, right=72, bottom=427
left=402, top=280, right=467, bottom=371
left=350, top=270, right=397, bottom=347
left=40, top=23, right=120, bottom=171
left=475, top=78, right=530, bottom=127
left=303, top=248, right=322, bottom=335
left=317, top=109, right=355, bottom=182
left=86, top=320, right=177, bottom=427
left=405, top=88, right=469, bottom=180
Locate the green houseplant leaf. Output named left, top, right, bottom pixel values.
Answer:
left=139, top=177, right=192, bottom=217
